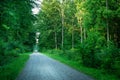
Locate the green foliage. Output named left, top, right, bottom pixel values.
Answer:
left=80, top=35, right=120, bottom=74
left=43, top=50, right=119, bottom=80
left=63, top=49, right=81, bottom=61
left=0, top=0, right=35, bottom=56
left=80, top=30, right=105, bottom=68
left=0, top=0, right=119, bottom=79
left=0, top=40, right=4, bottom=56
left=114, top=60, right=120, bottom=78
left=43, top=49, right=63, bottom=56
left=0, top=54, right=29, bottom=80
left=0, top=1, right=36, bottom=78
left=99, top=43, right=120, bottom=73
left=38, top=0, right=120, bottom=78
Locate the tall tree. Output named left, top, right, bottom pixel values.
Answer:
left=60, top=0, right=65, bottom=49
left=106, top=0, right=110, bottom=44
left=0, top=0, right=35, bottom=58
left=37, top=0, right=61, bottom=49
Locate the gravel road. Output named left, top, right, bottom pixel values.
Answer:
left=16, top=52, right=94, bottom=80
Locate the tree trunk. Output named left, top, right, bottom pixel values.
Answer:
left=84, top=28, right=86, bottom=40
left=80, top=23, right=83, bottom=43
left=106, top=0, right=110, bottom=43
left=61, top=1, right=64, bottom=49
left=55, top=31, right=57, bottom=49
left=72, top=25, right=74, bottom=49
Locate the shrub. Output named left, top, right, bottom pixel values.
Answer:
left=80, top=31, right=105, bottom=68
left=0, top=54, right=29, bottom=80
left=114, top=61, right=120, bottom=77
left=44, top=49, right=63, bottom=55
left=98, top=42, right=119, bottom=73
left=0, top=40, right=4, bottom=55
left=63, top=49, right=81, bottom=61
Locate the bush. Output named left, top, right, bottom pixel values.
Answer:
left=0, top=40, right=4, bottom=55
left=3, top=41, right=28, bottom=56
left=114, top=61, right=120, bottom=77
left=44, top=49, right=63, bottom=55
left=79, top=29, right=120, bottom=78
left=80, top=31, right=105, bottom=68
left=4, top=50, right=19, bottom=57
left=98, top=42, right=119, bottom=73
left=0, top=54, right=29, bottom=80
left=63, top=49, right=81, bottom=61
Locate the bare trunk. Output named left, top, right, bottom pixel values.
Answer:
left=84, top=28, right=86, bottom=40
left=78, top=18, right=83, bottom=43
left=72, top=26, right=74, bottom=49
left=80, top=24, right=83, bottom=43
left=107, top=21, right=109, bottom=42
left=61, top=1, right=64, bottom=49
left=62, top=9, right=64, bottom=49
left=106, top=0, right=110, bottom=43
left=55, top=31, right=57, bottom=49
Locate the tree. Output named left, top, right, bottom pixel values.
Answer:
left=37, top=0, right=61, bottom=49
left=0, top=0, right=36, bottom=65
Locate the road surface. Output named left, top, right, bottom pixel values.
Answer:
left=16, top=52, right=94, bottom=80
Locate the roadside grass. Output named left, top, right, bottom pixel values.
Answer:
left=43, top=51, right=119, bottom=80
left=0, top=52, right=31, bottom=80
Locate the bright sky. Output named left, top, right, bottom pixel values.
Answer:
left=32, top=8, right=40, bottom=14
left=32, top=0, right=43, bottom=14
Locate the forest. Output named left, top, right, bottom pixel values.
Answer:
left=0, top=0, right=120, bottom=80
left=37, top=0, right=120, bottom=79
left=0, top=0, right=36, bottom=80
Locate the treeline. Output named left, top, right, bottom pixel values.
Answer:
left=37, top=0, right=120, bottom=77
left=0, top=0, right=36, bottom=66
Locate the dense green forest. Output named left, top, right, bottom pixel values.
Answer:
left=0, top=0, right=120, bottom=80
left=0, top=0, right=36, bottom=79
left=37, top=0, right=120, bottom=79
left=0, top=0, right=35, bottom=65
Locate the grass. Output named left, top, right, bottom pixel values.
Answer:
left=0, top=52, right=31, bottom=80
left=43, top=51, right=119, bottom=80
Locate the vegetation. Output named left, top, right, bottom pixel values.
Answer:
left=0, top=53, right=30, bottom=80
left=0, top=0, right=35, bottom=79
left=43, top=49, right=119, bottom=80
left=0, top=0, right=120, bottom=80
left=38, top=0, right=120, bottom=80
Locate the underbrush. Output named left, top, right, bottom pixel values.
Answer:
left=42, top=49, right=119, bottom=80
left=0, top=53, right=30, bottom=80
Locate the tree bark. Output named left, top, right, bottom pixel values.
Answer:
left=106, top=0, right=110, bottom=43
left=55, top=31, right=57, bottom=49
left=61, top=1, right=64, bottom=49
left=72, top=25, right=74, bottom=49
left=80, top=26, right=83, bottom=43
left=84, top=28, right=86, bottom=40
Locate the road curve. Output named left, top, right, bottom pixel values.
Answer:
left=16, top=52, right=94, bottom=80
